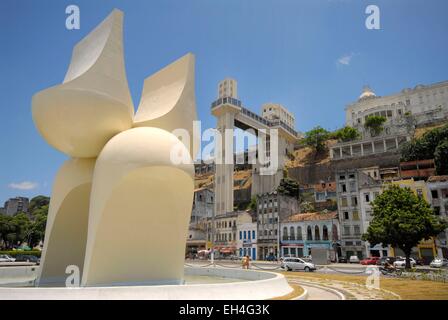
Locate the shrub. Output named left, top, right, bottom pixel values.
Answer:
left=364, top=115, right=387, bottom=136
left=0, top=250, right=42, bottom=257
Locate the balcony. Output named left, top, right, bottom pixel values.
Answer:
left=400, top=159, right=436, bottom=179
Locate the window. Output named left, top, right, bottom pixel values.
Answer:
left=339, top=175, right=345, bottom=181
left=243, top=231, right=247, bottom=239
left=344, top=212, right=349, bottom=220
left=344, top=226, right=350, bottom=235
left=349, top=174, right=355, bottom=179
left=365, top=193, right=370, bottom=202
left=341, top=184, right=347, bottom=192
left=283, top=227, right=288, bottom=240
left=307, top=226, right=313, bottom=240
left=290, top=227, right=295, bottom=240
left=323, top=225, right=329, bottom=241
left=352, top=211, right=359, bottom=221
left=239, top=231, right=242, bottom=240
left=297, top=227, right=302, bottom=240
left=434, top=207, right=441, bottom=216
left=252, top=230, right=255, bottom=239
left=352, top=196, right=358, bottom=206
left=341, top=197, right=348, bottom=207
left=416, top=189, right=423, bottom=198
left=431, top=190, right=439, bottom=199
left=315, top=226, right=321, bottom=240
left=248, top=231, right=251, bottom=240
left=354, top=225, right=361, bottom=235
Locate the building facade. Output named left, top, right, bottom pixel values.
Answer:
left=390, top=178, right=437, bottom=263
left=256, top=192, right=299, bottom=260
left=207, top=211, right=238, bottom=257
left=345, top=81, right=448, bottom=128
left=3, top=197, right=29, bottom=216
left=236, top=211, right=257, bottom=260
left=336, top=169, right=366, bottom=259
left=191, top=188, right=214, bottom=224
left=280, top=212, right=340, bottom=261
left=261, top=103, right=295, bottom=129
left=427, top=175, right=448, bottom=258
left=358, top=178, right=390, bottom=257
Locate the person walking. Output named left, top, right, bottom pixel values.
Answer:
left=242, top=255, right=250, bottom=269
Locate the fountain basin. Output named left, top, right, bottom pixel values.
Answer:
left=0, top=266, right=293, bottom=300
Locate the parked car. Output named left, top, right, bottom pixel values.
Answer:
left=430, top=258, right=448, bottom=268
left=281, top=257, right=316, bottom=272
left=349, top=255, right=360, bottom=264
left=360, top=256, right=380, bottom=265
left=0, top=254, right=15, bottom=262
left=14, top=254, right=40, bottom=265
left=337, top=256, right=348, bottom=263
left=376, top=256, right=396, bottom=266
left=393, top=257, right=416, bottom=268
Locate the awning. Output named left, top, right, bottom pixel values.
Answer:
left=220, top=247, right=235, bottom=254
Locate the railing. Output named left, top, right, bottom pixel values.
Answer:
left=211, top=97, right=242, bottom=109
left=211, top=98, right=298, bottom=138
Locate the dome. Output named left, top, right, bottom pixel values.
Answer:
left=359, top=85, right=376, bottom=100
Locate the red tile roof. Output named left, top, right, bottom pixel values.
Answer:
left=285, top=212, right=338, bottom=222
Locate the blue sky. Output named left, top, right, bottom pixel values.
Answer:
left=0, top=0, right=447, bottom=202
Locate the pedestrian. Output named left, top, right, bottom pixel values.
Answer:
left=242, top=255, right=250, bottom=269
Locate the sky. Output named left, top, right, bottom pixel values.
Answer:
left=0, top=0, right=447, bottom=202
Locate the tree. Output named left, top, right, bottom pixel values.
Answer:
left=299, top=201, right=315, bottom=213
left=400, top=124, right=448, bottom=175
left=435, top=139, right=448, bottom=175
left=362, top=185, right=446, bottom=269
left=364, top=115, right=386, bottom=136
left=247, top=196, right=257, bottom=213
left=333, top=126, right=360, bottom=142
left=0, top=214, right=14, bottom=249
left=302, top=126, right=330, bottom=153
left=28, top=195, right=50, bottom=213
left=277, top=178, right=299, bottom=199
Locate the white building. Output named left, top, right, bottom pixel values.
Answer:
left=261, top=103, right=295, bottom=129
left=236, top=211, right=257, bottom=260
left=346, top=81, right=448, bottom=127
left=280, top=212, right=340, bottom=261
left=218, top=78, right=238, bottom=99
left=359, top=179, right=390, bottom=257
left=427, top=175, right=448, bottom=258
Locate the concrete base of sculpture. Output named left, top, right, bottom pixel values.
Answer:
left=0, top=267, right=294, bottom=300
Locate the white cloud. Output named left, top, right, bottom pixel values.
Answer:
left=337, top=53, right=354, bottom=66
left=8, top=181, right=39, bottom=190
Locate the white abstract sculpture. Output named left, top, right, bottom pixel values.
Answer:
left=33, top=9, right=196, bottom=286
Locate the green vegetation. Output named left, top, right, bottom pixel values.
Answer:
left=0, top=250, right=42, bottom=257
left=435, top=139, right=448, bottom=175
left=0, top=195, right=49, bottom=250
left=299, top=201, right=315, bottom=213
left=302, top=126, right=330, bottom=153
left=400, top=123, right=448, bottom=174
left=362, top=185, right=446, bottom=269
left=332, top=126, right=360, bottom=142
left=247, top=196, right=257, bottom=212
left=364, top=115, right=387, bottom=136
left=277, top=178, right=300, bottom=199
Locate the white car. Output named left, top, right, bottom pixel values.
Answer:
left=430, top=258, right=448, bottom=268
left=281, top=257, right=316, bottom=272
left=349, top=255, right=360, bottom=264
left=393, top=257, right=416, bottom=268
left=0, top=254, right=15, bottom=262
